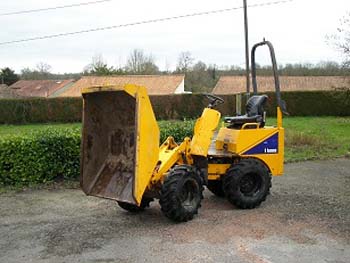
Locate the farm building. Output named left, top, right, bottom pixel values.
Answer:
left=9, top=80, right=75, bottom=98
left=212, top=76, right=350, bottom=94
left=58, top=74, right=185, bottom=97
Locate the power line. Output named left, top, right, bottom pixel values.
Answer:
left=0, top=0, right=113, bottom=17
left=0, top=0, right=294, bottom=46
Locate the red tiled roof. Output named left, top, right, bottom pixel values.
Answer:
left=212, top=76, right=350, bottom=94
left=9, top=79, right=75, bottom=97
left=59, top=75, right=185, bottom=97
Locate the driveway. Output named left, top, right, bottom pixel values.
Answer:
left=1, top=158, right=349, bottom=263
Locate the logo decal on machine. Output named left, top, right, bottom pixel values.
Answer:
left=243, top=133, right=279, bottom=155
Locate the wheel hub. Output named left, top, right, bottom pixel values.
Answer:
left=239, top=173, right=261, bottom=195
left=181, top=180, right=199, bottom=208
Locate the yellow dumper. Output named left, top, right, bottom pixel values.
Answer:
left=81, top=40, right=288, bottom=222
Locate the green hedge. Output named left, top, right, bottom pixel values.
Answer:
left=0, top=97, right=82, bottom=124
left=0, top=128, right=81, bottom=186
left=150, top=94, right=236, bottom=119
left=249, top=90, right=350, bottom=116
left=0, top=91, right=349, bottom=124
left=0, top=122, right=195, bottom=186
left=0, top=95, right=236, bottom=124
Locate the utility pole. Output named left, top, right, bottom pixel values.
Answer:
left=243, top=0, right=250, bottom=98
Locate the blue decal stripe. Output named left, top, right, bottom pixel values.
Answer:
left=243, top=133, right=279, bottom=155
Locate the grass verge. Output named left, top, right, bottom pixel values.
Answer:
left=277, top=117, right=350, bottom=162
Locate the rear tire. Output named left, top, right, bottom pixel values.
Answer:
left=223, top=159, right=271, bottom=209
left=207, top=180, right=225, bottom=197
left=159, top=165, right=203, bottom=222
left=117, top=197, right=153, bottom=213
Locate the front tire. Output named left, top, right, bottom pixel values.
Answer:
left=159, top=165, right=203, bottom=222
left=223, top=159, right=271, bottom=209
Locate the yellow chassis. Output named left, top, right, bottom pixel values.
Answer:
left=150, top=105, right=284, bottom=195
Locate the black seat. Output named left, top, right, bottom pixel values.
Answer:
left=225, top=95, right=268, bottom=129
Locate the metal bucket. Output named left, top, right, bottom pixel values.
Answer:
left=80, top=85, right=159, bottom=205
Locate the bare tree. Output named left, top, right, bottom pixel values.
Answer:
left=176, top=51, right=194, bottom=73
left=126, top=49, right=145, bottom=73
left=36, top=62, right=52, bottom=74
left=327, top=12, right=350, bottom=67
left=126, top=49, right=159, bottom=74
left=20, top=62, right=53, bottom=80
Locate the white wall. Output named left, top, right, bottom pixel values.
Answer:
left=174, top=78, right=185, bottom=94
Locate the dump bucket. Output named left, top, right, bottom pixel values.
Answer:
left=80, top=85, right=159, bottom=205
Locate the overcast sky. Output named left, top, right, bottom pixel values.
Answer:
left=0, top=0, right=349, bottom=73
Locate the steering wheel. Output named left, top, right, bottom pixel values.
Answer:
left=204, top=93, right=224, bottom=108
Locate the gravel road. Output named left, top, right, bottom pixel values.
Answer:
left=1, top=158, right=349, bottom=263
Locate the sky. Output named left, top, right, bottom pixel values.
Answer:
left=0, top=0, right=349, bottom=74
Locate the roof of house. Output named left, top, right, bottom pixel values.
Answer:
left=0, top=84, right=22, bottom=99
left=58, top=74, right=185, bottom=97
left=9, top=79, right=75, bottom=97
left=212, top=76, right=350, bottom=95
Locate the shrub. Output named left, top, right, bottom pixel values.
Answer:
left=159, top=120, right=195, bottom=143
left=0, top=128, right=81, bottom=186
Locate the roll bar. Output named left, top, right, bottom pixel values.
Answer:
left=251, top=40, right=288, bottom=115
